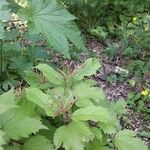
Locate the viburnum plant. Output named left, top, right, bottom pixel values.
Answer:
left=0, top=58, right=148, bottom=150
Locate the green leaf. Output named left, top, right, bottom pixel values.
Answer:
left=24, top=70, right=41, bottom=87
left=72, top=58, right=101, bottom=81
left=38, top=119, right=56, bottom=140
left=54, top=122, right=94, bottom=150
left=3, top=29, right=19, bottom=40
left=0, top=0, right=11, bottom=21
left=114, top=130, right=148, bottom=150
left=47, top=86, right=65, bottom=99
left=19, top=0, right=86, bottom=58
left=0, top=22, right=4, bottom=39
left=36, top=64, right=64, bottom=85
left=23, top=136, right=54, bottom=150
left=86, top=139, right=111, bottom=150
left=0, top=130, right=5, bottom=149
left=9, top=56, right=33, bottom=71
left=0, top=89, right=17, bottom=114
left=90, top=128, right=103, bottom=141
left=26, top=88, right=54, bottom=116
left=4, top=143, right=22, bottom=150
left=100, top=122, right=118, bottom=134
left=73, top=82, right=106, bottom=103
left=110, top=100, right=127, bottom=116
left=75, top=98, right=94, bottom=107
left=7, top=0, right=21, bottom=14
left=17, top=97, right=43, bottom=118
left=72, top=106, right=112, bottom=123
left=0, top=109, right=47, bottom=140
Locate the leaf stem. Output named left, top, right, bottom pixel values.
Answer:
left=10, top=139, right=24, bottom=145
left=0, top=40, right=2, bottom=76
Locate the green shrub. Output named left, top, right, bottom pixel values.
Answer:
left=0, top=0, right=86, bottom=92
left=58, top=0, right=150, bottom=35
left=0, top=58, right=148, bottom=150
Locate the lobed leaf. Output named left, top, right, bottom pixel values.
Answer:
left=54, top=121, right=94, bottom=150
left=87, top=140, right=111, bottom=150
left=18, top=0, right=86, bottom=58
left=0, top=89, right=17, bottom=114
left=90, top=128, right=103, bottom=141
left=0, top=109, right=47, bottom=140
left=114, top=130, right=148, bottom=150
left=23, top=136, right=54, bottom=150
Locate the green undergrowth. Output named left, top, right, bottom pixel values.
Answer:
left=0, top=58, right=148, bottom=150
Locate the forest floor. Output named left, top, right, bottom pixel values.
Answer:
left=53, top=36, right=149, bottom=143
left=86, top=37, right=148, bottom=133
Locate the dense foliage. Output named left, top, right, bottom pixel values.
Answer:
left=59, top=0, right=150, bottom=33
left=0, top=0, right=149, bottom=150
left=59, top=0, right=150, bottom=54
left=0, top=58, right=148, bottom=150
left=0, top=0, right=86, bottom=93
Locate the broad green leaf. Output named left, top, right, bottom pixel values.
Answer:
left=0, top=0, right=11, bottom=21
left=2, top=41, right=22, bottom=52
left=0, top=89, right=14, bottom=102
left=75, top=98, right=94, bottom=107
left=24, top=70, right=41, bottom=87
left=72, top=106, right=112, bottom=123
left=90, top=128, right=103, bottom=141
left=73, top=82, right=106, bottom=103
left=26, top=88, right=54, bottom=116
left=17, top=97, right=43, bottom=118
left=9, top=56, right=33, bottom=71
left=3, top=29, right=19, bottom=40
left=86, top=139, right=111, bottom=150
left=100, top=123, right=118, bottom=134
left=47, top=86, right=65, bottom=99
left=54, top=122, right=94, bottom=150
left=73, top=58, right=101, bottom=80
left=38, top=119, right=56, bottom=140
left=19, top=0, right=86, bottom=58
left=36, top=64, right=64, bottom=85
left=0, top=109, right=47, bottom=140
left=0, top=89, right=17, bottom=114
left=88, top=145, right=111, bottom=150
left=114, top=130, right=148, bottom=150
left=23, top=136, right=54, bottom=150
left=110, top=100, right=127, bottom=116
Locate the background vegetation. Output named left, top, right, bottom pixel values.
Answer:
left=0, top=0, right=149, bottom=149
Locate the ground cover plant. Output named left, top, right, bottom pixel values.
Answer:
left=0, top=58, right=148, bottom=150
left=0, top=0, right=149, bottom=150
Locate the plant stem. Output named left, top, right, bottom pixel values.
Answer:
left=10, top=139, right=24, bottom=145
left=0, top=40, right=2, bottom=76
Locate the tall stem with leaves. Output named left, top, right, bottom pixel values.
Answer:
left=0, top=40, right=2, bottom=76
